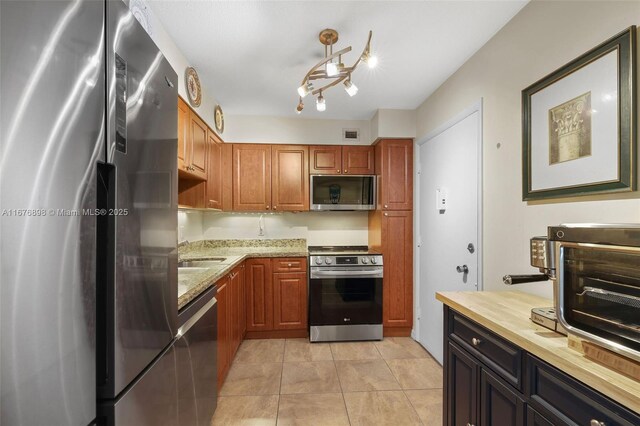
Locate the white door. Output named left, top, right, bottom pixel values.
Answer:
left=416, top=102, right=482, bottom=364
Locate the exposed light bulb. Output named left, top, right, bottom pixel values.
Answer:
left=326, top=62, right=339, bottom=77
left=297, top=81, right=313, bottom=98
left=366, top=54, right=378, bottom=68
left=316, top=93, right=326, bottom=112
left=344, top=79, right=358, bottom=97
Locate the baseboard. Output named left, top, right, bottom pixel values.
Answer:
left=244, top=329, right=309, bottom=339
left=383, top=327, right=412, bottom=337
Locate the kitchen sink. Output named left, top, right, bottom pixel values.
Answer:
left=178, top=259, right=226, bottom=268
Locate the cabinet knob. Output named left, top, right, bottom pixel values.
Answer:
left=273, top=206, right=277, bottom=210
left=384, top=213, right=388, bottom=216
left=344, top=169, right=347, bottom=173
left=466, top=423, right=476, bottom=426
left=287, top=263, right=292, bottom=267
left=266, top=205, right=270, bottom=210
left=590, top=421, right=606, bottom=426
left=384, top=204, right=388, bottom=208
left=471, top=337, right=482, bottom=346
left=337, top=169, right=340, bottom=173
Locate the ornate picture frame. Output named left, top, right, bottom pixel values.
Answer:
left=522, top=26, right=636, bottom=201
left=185, top=67, right=202, bottom=107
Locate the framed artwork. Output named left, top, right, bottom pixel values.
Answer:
left=522, top=26, right=636, bottom=200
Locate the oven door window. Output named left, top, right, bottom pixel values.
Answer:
left=309, top=277, right=382, bottom=325
left=562, top=246, right=640, bottom=354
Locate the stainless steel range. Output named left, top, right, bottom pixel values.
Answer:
left=308, top=246, right=383, bottom=342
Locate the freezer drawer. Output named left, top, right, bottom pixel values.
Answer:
left=176, top=286, right=218, bottom=426
left=99, top=343, right=178, bottom=426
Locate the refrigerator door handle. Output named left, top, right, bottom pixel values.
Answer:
left=96, top=161, right=116, bottom=395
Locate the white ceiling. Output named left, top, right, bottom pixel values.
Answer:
left=149, top=1, right=528, bottom=120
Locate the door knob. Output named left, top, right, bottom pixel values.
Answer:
left=456, top=265, right=469, bottom=274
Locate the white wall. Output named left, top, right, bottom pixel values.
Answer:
left=202, top=211, right=368, bottom=246
left=223, top=115, right=372, bottom=145
left=374, top=109, right=416, bottom=139
left=141, top=0, right=220, bottom=130
left=415, top=0, right=640, bottom=299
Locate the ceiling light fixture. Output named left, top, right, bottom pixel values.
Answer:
left=296, top=97, right=304, bottom=114
left=296, top=28, right=374, bottom=113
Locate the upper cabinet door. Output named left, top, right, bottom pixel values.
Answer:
left=177, top=98, right=190, bottom=172
left=206, top=129, right=223, bottom=210
left=378, top=139, right=413, bottom=210
left=309, top=145, right=342, bottom=175
left=272, top=145, right=309, bottom=211
left=342, top=145, right=375, bottom=175
left=189, top=112, right=208, bottom=179
left=233, top=144, right=272, bottom=211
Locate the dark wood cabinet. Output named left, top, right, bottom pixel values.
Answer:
left=380, top=210, right=413, bottom=331
left=271, top=145, right=309, bottom=211
left=309, top=145, right=342, bottom=174
left=216, top=276, right=230, bottom=391
left=245, top=258, right=273, bottom=332
left=447, top=342, right=478, bottom=426
left=375, top=139, right=413, bottom=211
left=206, top=130, right=223, bottom=210
left=272, top=257, right=308, bottom=330
left=444, top=307, right=640, bottom=426
left=232, top=144, right=272, bottom=211
left=481, top=370, right=525, bottom=426
left=342, top=145, right=375, bottom=174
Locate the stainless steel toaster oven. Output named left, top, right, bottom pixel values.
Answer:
left=549, top=224, right=640, bottom=363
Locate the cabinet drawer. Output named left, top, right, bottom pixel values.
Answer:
left=448, top=311, right=523, bottom=390
left=527, top=354, right=640, bottom=426
left=272, top=257, right=307, bottom=273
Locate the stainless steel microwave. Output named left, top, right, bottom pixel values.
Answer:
left=310, top=175, right=376, bottom=211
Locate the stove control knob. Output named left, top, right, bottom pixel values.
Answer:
left=325, top=258, right=333, bottom=265
left=361, top=257, right=369, bottom=264
left=370, top=257, right=377, bottom=264
left=315, top=257, right=323, bottom=265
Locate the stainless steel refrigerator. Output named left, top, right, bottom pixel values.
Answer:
left=1, top=1, right=178, bottom=425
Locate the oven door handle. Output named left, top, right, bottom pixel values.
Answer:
left=310, top=269, right=383, bottom=279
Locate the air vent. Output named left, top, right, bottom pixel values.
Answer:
left=343, top=128, right=360, bottom=141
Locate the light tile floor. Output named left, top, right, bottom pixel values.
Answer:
left=212, top=337, right=443, bottom=426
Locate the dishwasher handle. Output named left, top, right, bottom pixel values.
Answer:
left=177, top=296, right=217, bottom=337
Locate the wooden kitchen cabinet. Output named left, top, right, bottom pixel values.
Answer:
left=375, top=139, right=413, bottom=210
left=309, top=145, right=375, bottom=175
left=232, top=144, right=272, bottom=211
left=342, top=145, right=375, bottom=174
left=309, top=145, right=342, bottom=174
left=245, top=258, right=273, bottom=332
left=272, top=257, right=308, bottom=330
left=271, top=145, right=309, bottom=211
left=229, top=264, right=244, bottom=358
left=447, top=341, right=479, bottom=426
left=206, top=129, right=223, bottom=210
left=381, top=210, right=413, bottom=330
left=178, top=97, right=190, bottom=172
left=216, top=276, right=230, bottom=390
left=188, top=112, right=208, bottom=179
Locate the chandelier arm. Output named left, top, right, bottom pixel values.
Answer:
left=349, top=30, right=373, bottom=72
left=300, top=46, right=352, bottom=86
left=311, top=74, right=349, bottom=96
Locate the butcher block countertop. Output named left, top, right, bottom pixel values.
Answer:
left=436, top=290, right=640, bottom=414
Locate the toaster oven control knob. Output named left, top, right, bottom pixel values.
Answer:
left=370, top=257, right=377, bottom=264
left=361, top=257, right=369, bottom=264
left=315, top=257, right=323, bottom=265
left=325, top=258, right=333, bottom=265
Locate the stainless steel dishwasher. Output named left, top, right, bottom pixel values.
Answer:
left=176, top=285, right=218, bottom=426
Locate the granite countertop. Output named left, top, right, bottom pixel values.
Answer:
left=178, top=239, right=308, bottom=309
left=436, top=290, right=640, bottom=414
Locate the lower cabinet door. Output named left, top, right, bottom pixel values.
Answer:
left=216, top=279, right=230, bottom=390
left=447, top=342, right=478, bottom=426
left=273, top=272, right=308, bottom=330
left=245, top=258, right=273, bottom=331
left=480, top=370, right=524, bottom=426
